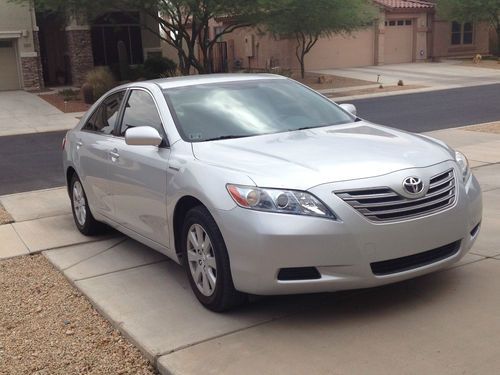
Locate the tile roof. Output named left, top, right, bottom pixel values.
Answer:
left=373, top=0, right=435, bottom=9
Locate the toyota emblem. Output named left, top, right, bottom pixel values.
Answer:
left=403, top=176, right=424, bottom=195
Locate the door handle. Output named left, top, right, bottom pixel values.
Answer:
left=76, top=140, right=83, bottom=150
left=109, top=149, right=120, bottom=161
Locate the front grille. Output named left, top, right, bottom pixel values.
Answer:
left=370, top=240, right=461, bottom=276
left=335, top=169, right=456, bottom=222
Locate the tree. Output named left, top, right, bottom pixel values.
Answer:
left=438, top=0, right=500, bottom=58
left=260, top=0, right=376, bottom=78
left=23, top=0, right=263, bottom=74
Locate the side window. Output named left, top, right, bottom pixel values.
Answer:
left=83, top=91, right=125, bottom=135
left=120, top=90, right=164, bottom=137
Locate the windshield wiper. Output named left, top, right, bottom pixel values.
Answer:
left=203, top=135, right=251, bottom=142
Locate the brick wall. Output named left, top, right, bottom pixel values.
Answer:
left=66, top=29, right=94, bottom=86
left=21, top=31, right=44, bottom=91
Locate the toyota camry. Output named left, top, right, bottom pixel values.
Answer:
left=62, top=74, right=482, bottom=311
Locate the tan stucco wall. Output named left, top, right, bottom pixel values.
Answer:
left=431, top=20, right=490, bottom=58
left=223, top=26, right=376, bottom=72
left=301, top=28, right=376, bottom=70
left=0, top=0, right=38, bottom=55
left=140, top=13, right=162, bottom=58
left=224, top=27, right=293, bottom=70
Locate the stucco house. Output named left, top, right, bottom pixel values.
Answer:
left=0, top=0, right=162, bottom=91
left=212, top=0, right=492, bottom=73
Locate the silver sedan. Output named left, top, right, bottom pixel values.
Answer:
left=62, top=74, right=482, bottom=311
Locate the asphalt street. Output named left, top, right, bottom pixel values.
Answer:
left=1, top=83, right=499, bottom=195
left=344, top=83, right=500, bottom=132
left=0, top=130, right=66, bottom=196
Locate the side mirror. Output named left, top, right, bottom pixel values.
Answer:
left=125, top=126, right=163, bottom=146
left=340, top=103, right=357, bottom=117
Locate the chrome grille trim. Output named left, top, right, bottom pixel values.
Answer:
left=335, top=169, right=456, bottom=222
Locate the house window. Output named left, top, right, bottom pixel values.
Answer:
left=385, top=20, right=412, bottom=27
left=451, top=21, right=473, bottom=45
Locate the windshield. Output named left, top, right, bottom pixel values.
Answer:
left=163, top=79, right=354, bottom=142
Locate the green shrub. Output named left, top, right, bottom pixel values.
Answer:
left=84, top=67, right=116, bottom=101
left=143, top=56, right=177, bottom=79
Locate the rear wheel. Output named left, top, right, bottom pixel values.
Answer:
left=70, top=174, right=103, bottom=235
left=182, top=206, right=247, bottom=312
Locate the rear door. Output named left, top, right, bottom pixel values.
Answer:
left=74, top=91, right=126, bottom=217
left=107, top=89, right=170, bottom=246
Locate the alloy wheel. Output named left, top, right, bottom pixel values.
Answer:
left=72, top=180, right=87, bottom=227
left=186, top=223, right=217, bottom=297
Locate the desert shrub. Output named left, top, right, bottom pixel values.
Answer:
left=58, top=88, right=79, bottom=101
left=84, top=67, right=116, bottom=101
left=128, top=65, right=146, bottom=81
left=143, top=56, right=177, bottom=79
left=397, top=80, right=404, bottom=86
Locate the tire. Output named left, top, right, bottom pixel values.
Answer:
left=181, top=206, right=247, bottom=312
left=69, top=174, right=104, bottom=236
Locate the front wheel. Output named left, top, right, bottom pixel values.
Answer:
left=70, top=174, right=103, bottom=236
left=182, top=206, right=247, bottom=312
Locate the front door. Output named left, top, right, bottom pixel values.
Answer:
left=75, top=91, right=125, bottom=217
left=108, top=89, right=170, bottom=246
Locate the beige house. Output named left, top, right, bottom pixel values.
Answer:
left=0, top=0, right=43, bottom=91
left=212, top=0, right=492, bottom=73
left=0, top=0, right=162, bottom=91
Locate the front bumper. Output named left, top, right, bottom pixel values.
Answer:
left=215, top=163, right=482, bottom=295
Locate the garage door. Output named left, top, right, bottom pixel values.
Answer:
left=0, top=40, right=21, bottom=91
left=384, top=19, right=414, bottom=64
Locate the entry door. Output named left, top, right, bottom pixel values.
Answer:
left=384, top=19, right=414, bottom=64
left=108, top=89, right=170, bottom=246
left=0, top=40, right=20, bottom=90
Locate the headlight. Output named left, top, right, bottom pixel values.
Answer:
left=226, top=184, right=336, bottom=219
left=455, top=151, right=471, bottom=182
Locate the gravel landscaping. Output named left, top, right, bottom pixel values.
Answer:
left=463, top=121, right=500, bottom=134
left=0, top=203, right=13, bottom=225
left=0, top=255, right=157, bottom=375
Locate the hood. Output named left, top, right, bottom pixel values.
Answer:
left=192, top=121, right=454, bottom=190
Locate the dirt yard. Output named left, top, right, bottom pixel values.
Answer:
left=39, top=92, right=91, bottom=113
left=459, top=58, right=500, bottom=70
left=296, top=72, right=375, bottom=90
left=0, top=255, right=157, bottom=375
left=463, top=121, right=500, bottom=134
left=326, top=84, right=425, bottom=98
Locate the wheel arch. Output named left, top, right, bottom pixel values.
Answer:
left=173, top=195, right=206, bottom=259
left=66, top=166, right=77, bottom=194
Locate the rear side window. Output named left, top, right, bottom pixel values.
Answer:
left=120, top=90, right=164, bottom=136
left=83, top=91, right=125, bottom=135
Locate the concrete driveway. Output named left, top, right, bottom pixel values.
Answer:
left=314, top=61, right=500, bottom=89
left=0, top=91, right=82, bottom=137
left=1, top=127, right=499, bottom=374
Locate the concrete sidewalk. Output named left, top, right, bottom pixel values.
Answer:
left=0, top=91, right=83, bottom=137
left=1, top=127, right=499, bottom=374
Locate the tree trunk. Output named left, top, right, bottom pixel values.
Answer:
left=497, top=27, right=500, bottom=59
left=300, top=54, right=305, bottom=79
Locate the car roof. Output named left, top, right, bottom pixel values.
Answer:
left=151, top=73, right=287, bottom=90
